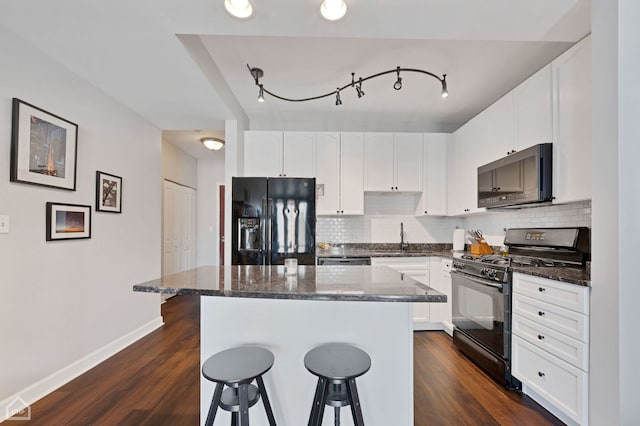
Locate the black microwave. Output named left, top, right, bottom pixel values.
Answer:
left=477, top=143, right=552, bottom=208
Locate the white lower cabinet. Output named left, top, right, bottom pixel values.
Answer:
left=512, top=273, right=590, bottom=425
left=371, top=257, right=450, bottom=331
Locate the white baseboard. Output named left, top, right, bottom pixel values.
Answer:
left=0, top=316, right=164, bottom=422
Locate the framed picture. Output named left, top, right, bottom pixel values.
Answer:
left=10, top=98, right=78, bottom=191
left=46, top=202, right=91, bottom=241
left=95, top=171, right=122, bottom=213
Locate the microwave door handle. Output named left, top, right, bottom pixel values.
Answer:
left=451, top=270, right=504, bottom=290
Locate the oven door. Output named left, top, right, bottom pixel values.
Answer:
left=451, top=270, right=508, bottom=358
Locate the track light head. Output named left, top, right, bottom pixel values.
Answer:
left=394, top=66, right=402, bottom=90
left=258, top=84, right=265, bottom=103
left=335, top=88, right=342, bottom=106
left=441, top=74, right=448, bottom=98
left=356, top=77, right=364, bottom=98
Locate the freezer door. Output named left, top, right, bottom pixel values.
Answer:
left=231, top=177, right=267, bottom=265
left=267, top=178, right=316, bottom=265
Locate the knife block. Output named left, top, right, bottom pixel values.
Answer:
left=470, top=240, right=494, bottom=255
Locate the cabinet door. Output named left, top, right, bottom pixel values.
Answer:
left=315, top=132, right=340, bottom=215
left=514, top=64, right=553, bottom=151
left=446, top=137, right=463, bottom=215
left=244, top=131, right=283, bottom=177
left=485, top=91, right=515, bottom=162
left=394, top=133, right=423, bottom=192
left=283, top=132, right=315, bottom=177
left=552, top=35, right=592, bottom=204
left=364, top=132, right=395, bottom=191
left=340, top=132, right=364, bottom=215
left=417, top=133, right=448, bottom=216
left=452, top=113, right=487, bottom=214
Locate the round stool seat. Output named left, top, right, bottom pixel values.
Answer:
left=304, top=343, right=371, bottom=380
left=203, top=346, right=274, bottom=385
left=219, top=385, right=260, bottom=412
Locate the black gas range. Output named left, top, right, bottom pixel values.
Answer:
left=450, top=227, right=590, bottom=390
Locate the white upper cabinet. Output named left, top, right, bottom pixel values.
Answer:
left=485, top=91, right=515, bottom=163
left=315, top=132, right=341, bottom=215
left=282, top=132, right=316, bottom=177
left=244, top=131, right=315, bottom=177
left=244, top=131, right=283, bottom=177
left=315, top=132, right=364, bottom=215
left=339, top=132, right=365, bottom=215
left=364, top=132, right=423, bottom=192
left=514, top=64, right=553, bottom=151
left=552, top=35, right=592, bottom=204
left=416, top=133, right=449, bottom=216
left=450, top=113, right=487, bottom=215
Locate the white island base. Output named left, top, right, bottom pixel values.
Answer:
left=200, top=296, right=414, bottom=426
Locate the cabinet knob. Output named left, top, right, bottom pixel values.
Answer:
left=341, top=210, right=344, bottom=213
left=424, top=211, right=428, bottom=214
left=538, top=311, right=545, bottom=317
left=537, top=334, right=545, bottom=340
left=538, top=372, right=545, bottom=378
left=538, top=287, right=546, bottom=292
left=395, top=186, right=398, bottom=190
left=391, top=186, right=394, bottom=190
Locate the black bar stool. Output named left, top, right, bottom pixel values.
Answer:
left=202, top=346, right=277, bottom=426
left=304, top=343, right=371, bottom=426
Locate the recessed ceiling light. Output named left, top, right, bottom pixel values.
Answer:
left=201, top=137, right=225, bottom=151
left=320, top=0, right=347, bottom=21
left=225, top=0, right=253, bottom=19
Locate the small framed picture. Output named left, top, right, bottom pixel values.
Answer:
left=95, top=171, right=122, bottom=213
left=46, top=202, right=91, bottom=241
left=10, top=98, right=78, bottom=191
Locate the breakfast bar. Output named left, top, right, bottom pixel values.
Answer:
left=134, top=265, right=445, bottom=426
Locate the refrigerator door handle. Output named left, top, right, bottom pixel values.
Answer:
left=263, top=198, right=273, bottom=265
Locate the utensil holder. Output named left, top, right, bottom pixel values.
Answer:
left=470, top=240, right=494, bottom=255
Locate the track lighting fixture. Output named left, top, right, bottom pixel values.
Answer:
left=393, top=66, right=402, bottom=90
left=441, top=74, right=449, bottom=98
left=320, top=0, right=347, bottom=21
left=258, top=84, right=265, bottom=102
left=224, top=0, right=253, bottom=18
left=248, top=64, right=449, bottom=106
left=201, top=137, right=225, bottom=151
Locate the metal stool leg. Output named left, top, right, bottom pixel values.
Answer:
left=334, top=406, right=340, bottom=426
left=308, top=377, right=329, bottom=426
left=238, top=383, right=250, bottom=426
left=231, top=411, right=239, bottom=426
left=256, top=375, right=277, bottom=425
left=346, top=379, right=365, bottom=426
left=205, top=383, right=224, bottom=426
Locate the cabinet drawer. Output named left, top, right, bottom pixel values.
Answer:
left=513, top=293, right=588, bottom=343
left=512, top=336, right=587, bottom=425
left=513, top=313, right=588, bottom=371
left=513, top=273, right=589, bottom=314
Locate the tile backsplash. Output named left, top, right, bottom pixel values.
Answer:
left=316, top=193, right=591, bottom=246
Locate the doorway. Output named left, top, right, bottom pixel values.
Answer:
left=162, top=180, right=196, bottom=279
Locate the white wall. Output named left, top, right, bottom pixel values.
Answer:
left=196, top=155, right=225, bottom=266
left=0, top=25, right=161, bottom=414
left=162, top=139, right=197, bottom=188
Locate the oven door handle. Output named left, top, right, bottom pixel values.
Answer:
left=450, top=270, right=504, bottom=290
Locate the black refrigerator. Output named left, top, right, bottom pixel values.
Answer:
left=232, top=177, right=316, bottom=265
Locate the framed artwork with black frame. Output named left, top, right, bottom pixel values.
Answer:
left=10, top=98, right=78, bottom=191
left=46, top=202, right=92, bottom=241
left=95, top=171, right=122, bottom=213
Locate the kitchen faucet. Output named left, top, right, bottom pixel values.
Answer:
left=400, top=222, right=408, bottom=251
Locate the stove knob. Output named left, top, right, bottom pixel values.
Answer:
left=453, top=261, right=464, bottom=269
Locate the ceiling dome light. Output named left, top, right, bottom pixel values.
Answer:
left=201, top=137, right=225, bottom=151
left=320, top=0, right=347, bottom=21
left=225, top=0, right=253, bottom=19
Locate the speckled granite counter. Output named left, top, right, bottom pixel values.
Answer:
left=511, top=265, right=590, bottom=287
left=316, top=243, right=453, bottom=259
left=133, top=265, right=446, bottom=302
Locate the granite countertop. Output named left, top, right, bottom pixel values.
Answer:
left=511, top=265, right=590, bottom=287
left=133, top=265, right=446, bottom=303
left=314, top=244, right=590, bottom=286
left=316, top=243, right=454, bottom=259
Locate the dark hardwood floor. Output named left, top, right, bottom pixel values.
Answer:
left=13, top=296, right=562, bottom=425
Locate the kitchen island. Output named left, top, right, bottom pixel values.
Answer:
left=134, top=265, right=445, bottom=426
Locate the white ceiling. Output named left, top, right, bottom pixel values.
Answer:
left=0, top=0, right=590, bottom=157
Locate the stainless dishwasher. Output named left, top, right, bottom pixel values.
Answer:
left=317, top=257, right=371, bottom=266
